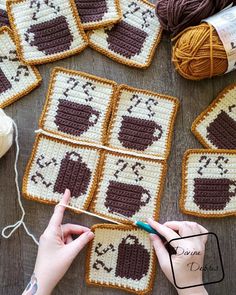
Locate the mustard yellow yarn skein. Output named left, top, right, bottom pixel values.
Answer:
left=172, top=23, right=228, bottom=80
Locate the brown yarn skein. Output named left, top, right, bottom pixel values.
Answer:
left=156, top=0, right=236, bottom=36
left=172, top=23, right=228, bottom=80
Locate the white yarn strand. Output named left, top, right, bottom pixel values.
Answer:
left=1, top=121, right=39, bottom=246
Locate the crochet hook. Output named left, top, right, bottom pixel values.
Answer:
left=112, top=213, right=166, bottom=242
left=58, top=204, right=123, bottom=225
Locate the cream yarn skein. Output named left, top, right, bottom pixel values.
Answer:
left=0, top=109, right=13, bottom=158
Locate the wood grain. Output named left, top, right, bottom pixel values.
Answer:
left=1, top=1, right=236, bottom=294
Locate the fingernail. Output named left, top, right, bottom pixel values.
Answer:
left=86, top=231, right=95, bottom=239
left=65, top=188, right=70, bottom=194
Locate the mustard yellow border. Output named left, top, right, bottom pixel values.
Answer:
left=79, top=0, right=122, bottom=31
left=88, top=0, right=163, bottom=69
left=89, top=150, right=167, bottom=224
left=179, top=149, right=236, bottom=218
left=22, top=133, right=103, bottom=213
left=0, top=26, right=41, bottom=108
left=86, top=223, right=157, bottom=295
left=7, top=0, right=88, bottom=65
left=191, top=83, right=236, bottom=149
left=106, top=84, right=180, bottom=159
left=38, top=67, right=118, bottom=146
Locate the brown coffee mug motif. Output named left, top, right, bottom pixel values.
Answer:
left=54, top=151, right=91, bottom=198
left=0, top=68, right=12, bottom=94
left=206, top=110, right=236, bottom=149
left=105, top=180, right=151, bottom=217
left=106, top=21, right=147, bottom=58
left=115, top=235, right=150, bottom=280
left=25, top=15, right=73, bottom=55
left=193, top=178, right=236, bottom=210
left=118, top=115, right=163, bottom=151
left=75, top=0, right=108, bottom=23
left=55, top=99, right=100, bottom=136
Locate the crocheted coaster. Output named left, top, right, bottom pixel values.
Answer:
left=192, top=84, right=236, bottom=149
left=90, top=151, right=166, bottom=224
left=107, top=85, right=179, bottom=159
left=88, top=0, right=162, bottom=68
left=0, top=26, right=41, bottom=108
left=22, top=134, right=101, bottom=210
left=0, top=1, right=9, bottom=27
left=7, top=0, right=88, bottom=65
left=39, top=67, right=117, bottom=145
left=86, top=224, right=156, bottom=295
left=180, top=149, right=236, bottom=218
left=75, top=0, right=122, bottom=30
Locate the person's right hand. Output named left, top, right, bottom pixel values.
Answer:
left=148, top=219, right=208, bottom=295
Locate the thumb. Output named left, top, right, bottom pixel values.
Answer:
left=150, top=234, right=169, bottom=269
left=67, top=231, right=94, bottom=258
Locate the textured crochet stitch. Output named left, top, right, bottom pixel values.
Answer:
left=7, top=0, right=88, bottom=65
left=0, top=26, right=41, bottom=108
left=90, top=151, right=166, bottom=224
left=23, top=67, right=179, bottom=221
left=192, top=83, right=236, bottom=150
left=86, top=224, right=157, bottom=295
left=107, top=84, right=179, bottom=159
left=180, top=149, right=236, bottom=218
left=74, top=0, right=122, bottom=30
left=23, top=134, right=101, bottom=211
left=39, top=67, right=117, bottom=145
left=88, top=0, right=162, bottom=68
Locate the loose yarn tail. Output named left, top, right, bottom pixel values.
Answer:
left=1, top=121, right=39, bottom=246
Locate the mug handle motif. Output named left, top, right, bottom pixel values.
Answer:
left=65, top=151, right=82, bottom=162
left=123, top=235, right=139, bottom=245
left=153, top=123, right=163, bottom=142
left=229, top=180, right=236, bottom=197
left=140, top=189, right=151, bottom=206
left=89, top=109, right=100, bottom=126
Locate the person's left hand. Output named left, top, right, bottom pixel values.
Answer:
left=26, top=189, right=94, bottom=295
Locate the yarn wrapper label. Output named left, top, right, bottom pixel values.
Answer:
left=203, top=6, right=236, bottom=73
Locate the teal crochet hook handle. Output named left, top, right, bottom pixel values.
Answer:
left=135, top=221, right=166, bottom=242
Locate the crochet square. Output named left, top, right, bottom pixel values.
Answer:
left=23, top=134, right=101, bottom=211
left=107, top=85, right=179, bottom=158
left=192, top=83, right=236, bottom=149
left=75, top=0, right=122, bottom=30
left=88, top=0, right=162, bottom=68
left=0, top=1, right=9, bottom=27
left=86, top=224, right=156, bottom=295
left=7, top=0, right=88, bottom=65
left=0, top=26, right=41, bottom=108
left=180, top=149, right=236, bottom=218
left=39, top=67, right=117, bottom=145
left=90, top=151, right=166, bottom=223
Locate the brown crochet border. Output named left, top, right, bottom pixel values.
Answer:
left=191, top=83, right=236, bottom=149
left=0, top=26, right=42, bottom=108
left=87, top=0, right=163, bottom=69
left=179, top=149, right=236, bottom=218
left=22, top=133, right=103, bottom=213
left=79, top=0, right=122, bottom=31
left=7, top=0, right=88, bottom=65
left=89, top=150, right=167, bottom=224
left=86, top=223, right=157, bottom=295
left=106, top=84, right=180, bottom=159
left=38, top=67, right=118, bottom=146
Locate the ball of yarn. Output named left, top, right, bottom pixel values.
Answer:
left=172, top=23, right=228, bottom=80
left=0, top=109, right=13, bottom=158
left=156, top=0, right=236, bottom=36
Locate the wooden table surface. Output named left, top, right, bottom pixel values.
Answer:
left=1, top=4, right=236, bottom=294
